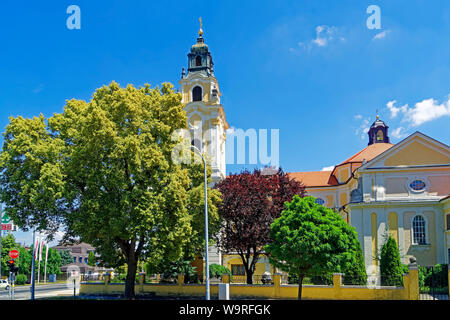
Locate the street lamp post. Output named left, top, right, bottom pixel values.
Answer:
left=190, top=145, right=210, bottom=300
left=30, top=228, right=36, bottom=300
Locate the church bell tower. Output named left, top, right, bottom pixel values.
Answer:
left=368, top=113, right=390, bottom=145
left=179, top=19, right=229, bottom=184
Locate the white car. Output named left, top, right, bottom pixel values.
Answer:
left=0, top=279, right=10, bottom=290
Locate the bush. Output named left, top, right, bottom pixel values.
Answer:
left=15, top=274, right=28, bottom=285
left=209, top=264, right=231, bottom=279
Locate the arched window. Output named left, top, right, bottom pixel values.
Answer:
left=376, top=129, right=384, bottom=141
left=412, top=215, right=426, bottom=245
left=192, top=86, right=202, bottom=102
left=195, top=55, right=202, bottom=66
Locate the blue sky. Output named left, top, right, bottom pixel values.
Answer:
left=1, top=0, right=449, bottom=245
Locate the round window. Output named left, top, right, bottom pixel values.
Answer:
left=315, top=198, right=325, bottom=205
left=409, top=180, right=426, bottom=191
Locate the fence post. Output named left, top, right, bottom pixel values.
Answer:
left=273, top=273, right=281, bottom=298
left=407, top=260, right=419, bottom=300
left=178, top=273, right=185, bottom=286
left=221, top=273, right=230, bottom=284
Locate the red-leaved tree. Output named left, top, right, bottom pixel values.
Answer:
left=214, top=168, right=305, bottom=284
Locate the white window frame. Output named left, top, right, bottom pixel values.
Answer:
left=410, top=214, right=429, bottom=245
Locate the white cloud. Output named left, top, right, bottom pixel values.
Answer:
left=295, top=25, right=344, bottom=52
left=385, top=96, right=450, bottom=127
left=390, top=127, right=408, bottom=139
left=386, top=100, right=408, bottom=119
left=373, top=30, right=390, bottom=40
left=354, top=114, right=363, bottom=120
left=403, top=97, right=450, bottom=126
left=354, top=117, right=371, bottom=140
left=321, top=166, right=334, bottom=171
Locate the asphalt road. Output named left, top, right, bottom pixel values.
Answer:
left=0, top=282, right=76, bottom=300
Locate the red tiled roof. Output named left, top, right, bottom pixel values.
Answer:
left=288, top=171, right=338, bottom=187
left=339, top=143, right=394, bottom=165
left=289, top=143, right=394, bottom=187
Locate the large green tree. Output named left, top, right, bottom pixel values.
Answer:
left=0, top=82, right=220, bottom=298
left=265, top=196, right=366, bottom=299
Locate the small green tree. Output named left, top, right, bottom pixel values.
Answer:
left=379, top=236, right=404, bottom=286
left=87, top=251, right=96, bottom=267
left=59, top=250, right=73, bottom=266
left=17, top=247, right=32, bottom=275
left=44, top=248, right=62, bottom=275
left=265, top=196, right=365, bottom=300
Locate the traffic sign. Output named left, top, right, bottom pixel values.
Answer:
left=1, top=212, right=11, bottom=224
left=9, top=250, right=19, bottom=259
left=1, top=224, right=12, bottom=231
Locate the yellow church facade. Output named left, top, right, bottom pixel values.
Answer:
left=179, top=27, right=450, bottom=278
left=290, top=128, right=450, bottom=273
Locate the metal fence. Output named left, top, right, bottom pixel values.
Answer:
left=419, top=265, right=449, bottom=300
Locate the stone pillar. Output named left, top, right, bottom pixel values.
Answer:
left=333, top=274, right=342, bottom=289
left=273, top=273, right=281, bottom=298
left=332, top=273, right=342, bottom=300
left=222, top=273, right=230, bottom=284
left=139, top=272, right=145, bottom=293
left=407, top=260, right=419, bottom=300
left=178, top=273, right=185, bottom=286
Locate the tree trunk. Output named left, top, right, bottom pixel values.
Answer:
left=297, top=274, right=304, bottom=300
left=124, top=254, right=138, bottom=300
left=246, top=271, right=253, bottom=285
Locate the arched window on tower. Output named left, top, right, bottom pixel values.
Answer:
left=376, top=130, right=384, bottom=141
left=195, top=55, right=202, bottom=66
left=192, top=86, right=202, bottom=102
